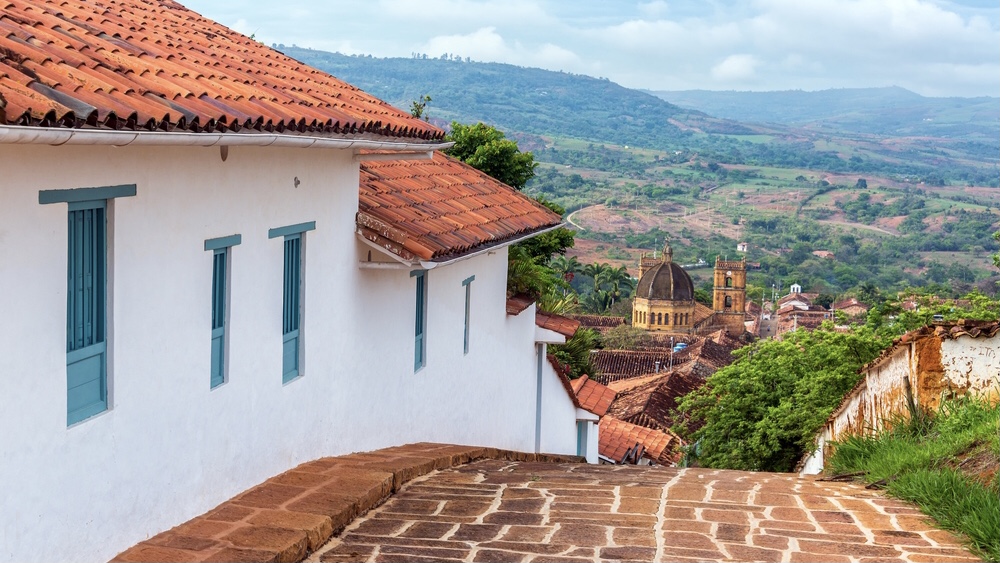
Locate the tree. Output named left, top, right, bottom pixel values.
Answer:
left=855, top=178, right=868, bottom=189
left=409, top=94, right=431, bottom=119
left=446, top=122, right=536, bottom=190
left=516, top=196, right=575, bottom=260
left=550, top=328, right=599, bottom=379
left=993, top=231, right=1000, bottom=270
left=676, top=325, right=891, bottom=472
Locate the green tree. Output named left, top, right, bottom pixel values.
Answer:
left=550, top=328, right=599, bottom=379
left=675, top=325, right=891, bottom=472
left=516, top=196, right=575, bottom=260
left=446, top=122, right=536, bottom=190
left=993, top=231, right=1000, bottom=270
left=409, top=94, right=432, bottom=119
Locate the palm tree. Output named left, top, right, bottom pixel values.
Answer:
left=549, top=255, right=582, bottom=284
left=582, top=262, right=612, bottom=293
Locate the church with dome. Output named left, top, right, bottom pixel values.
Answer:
left=632, top=243, right=748, bottom=335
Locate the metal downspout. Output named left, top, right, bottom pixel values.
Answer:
left=535, top=342, right=545, bottom=453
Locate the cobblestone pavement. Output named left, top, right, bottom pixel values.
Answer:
left=310, top=460, right=980, bottom=563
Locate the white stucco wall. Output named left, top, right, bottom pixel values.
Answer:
left=0, top=143, right=544, bottom=563
left=537, top=357, right=583, bottom=457
left=940, top=336, right=1000, bottom=397
left=802, top=331, right=1000, bottom=475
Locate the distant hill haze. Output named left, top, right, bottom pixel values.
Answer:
left=647, top=87, right=999, bottom=140
left=280, top=47, right=757, bottom=148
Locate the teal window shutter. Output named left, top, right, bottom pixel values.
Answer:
left=282, top=234, right=302, bottom=382
left=205, top=235, right=239, bottom=389
left=210, top=248, right=227, bottom=388
left=576, top=421, right=588, bottom=457
left=412, top=271, right=426, bottom=371
left=66, top=200, right=108, bottom=425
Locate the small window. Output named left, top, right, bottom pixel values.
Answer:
left=413, top=271, right=427, bottom=370
left=462, top=275, right=475, bottom=355
left=205, top=235, right=240, bottom=389
left=725, top=296, right=733, bottom=308
left=269, top=222, right=315, bottom=383
left=282, top=235, right=303, bottom=382
left=725, top=276, right=733, bottom=288
left=66, top=201, right=108, bottom=425
left=576, top=421, right=589, bottom=457
left=41, top=184, right=136, bottom=425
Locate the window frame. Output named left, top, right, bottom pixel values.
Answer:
left=462, top=275, right=475, bottom=355
left=412, top=270, right=428, bottom=371
left=269, top=222, right=315, bottom=384
left=205, top=234, right=241, bottom=389
left=41, top=184, right=136, bottom=427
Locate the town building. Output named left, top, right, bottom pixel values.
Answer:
left=631, top=244, right=748, bottom=336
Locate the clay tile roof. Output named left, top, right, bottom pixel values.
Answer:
left=0, top=0, right=441, bottom=140
left=505, top=295, right=534, bottom=316
left=569, top=315, right=627, bottom=329
left=358, top=152, right=562, bottom=261
left=598, top=416, right=683, bottom=465
left=591, top=349, right=675, bottom=379
left=606, top=371, right=702, bottom=433
left=548, top=356, right=582, bottom=409
left=571, top=375, right=616, bottom=417
left=535, top=311, right=580, bottom=339
left=575, top=376, right=610, bottom=412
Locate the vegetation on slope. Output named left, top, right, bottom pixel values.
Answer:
left=674, top=291, right=1000, bottom=473
left=827, top=396, right=1000, bottom=562
left=675, top=325, right=891, bottom=472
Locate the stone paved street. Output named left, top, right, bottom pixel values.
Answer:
left=310, top=460, right=980, bottom=563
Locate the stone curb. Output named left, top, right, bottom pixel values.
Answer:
left=111, top=443, right=584, bottom=563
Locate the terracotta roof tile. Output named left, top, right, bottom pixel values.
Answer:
left=505, top=295, right=534, bottom=316
left=598, top=416, right=683, bottom=465
left=0, top=0, right=441, bottom=140
left=606, top=371, right=702, bottom=433
left=358, top=152, right=561, bottom=261
left=572, top=375, right=616, bottom=417
left=569, top=315, right=627, bottom=329
left=548, top=356, right=582, bottom=410
left=535, top=311, right=581, bottom=339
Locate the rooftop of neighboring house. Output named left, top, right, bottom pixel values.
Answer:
left=598, top=416, right=683, bottom=465
left=606, top=370, right=702, bottom=434
left=569, top=314, right=627, bottom=332
left=570, top=375, right=616, bottom=417
left=358, top=152, right=563, bottom=262
left=0, top=0, right=441, bottom=142
left=777, top=292, right=819, bottom=307
left=832, top=298, right=870, bottom=311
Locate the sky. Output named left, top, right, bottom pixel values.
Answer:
left=182, top=0, right=999, bottom=98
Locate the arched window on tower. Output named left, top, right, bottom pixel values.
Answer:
left=657, top=312, right=662, bottom=325
left=725, top=296, right=733, bottom=308
left=685, top=313, right=689, bottom=325
left=725, top=277, right=732, bottom=288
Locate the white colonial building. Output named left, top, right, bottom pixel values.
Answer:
left=0, top=1, right=599, bottom=561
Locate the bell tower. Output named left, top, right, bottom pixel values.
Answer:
left=712, top=256, right=747, bottom=332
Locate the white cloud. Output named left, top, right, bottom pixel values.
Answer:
left=181, top=0, right=1000, bottom=97
left=419, top=27, right=582, bottom=70
left=637, top=1, right=670, bottom=18
left=711, top=54, right=759, bottom=83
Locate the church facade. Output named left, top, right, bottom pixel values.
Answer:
left=632, top=245, right=747, bottom=335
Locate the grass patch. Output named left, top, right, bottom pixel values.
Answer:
left=827, top=396, right=1000, bottom=561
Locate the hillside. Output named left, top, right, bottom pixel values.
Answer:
left=280, top=46, right=754, bottom=149
left=648, top=87, right=1000, bottom=141
left=279, top=47, right=999, bottom=295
